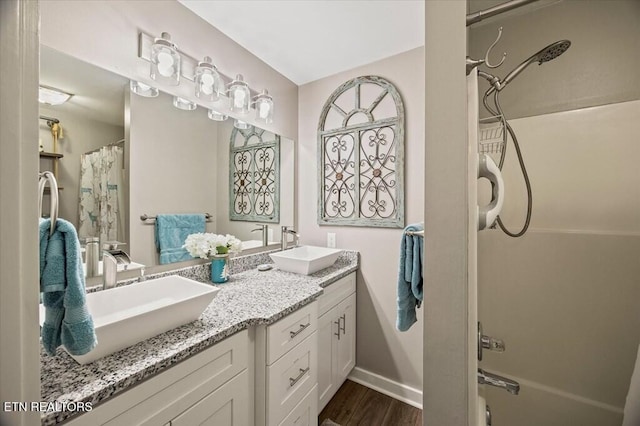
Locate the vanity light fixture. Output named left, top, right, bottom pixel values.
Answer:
left=129, top=80, right=159, bottom=98
left=195, top=56, right=222, bottom=102
left=208, top=109, right=228, bottom=121
left=39, top=85, right=73, bottom=105
left=253, top=89, right=274, bottom=124
left=150, top=32, right=181, bottom=86
left=173, top=96, right=197, bottom=111
left=234, top=119, right=252, bottom=130
left=228, top=74, right=251, bottom=114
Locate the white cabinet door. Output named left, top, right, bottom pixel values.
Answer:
left=171, top=370, right=250, bottom=426
left=336, top=293, right=356, bottom=383
left=317, top=307, right=337, bottom=411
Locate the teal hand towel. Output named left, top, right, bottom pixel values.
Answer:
left=396, top=223, right=424, bottom=332
left=155, top=214, right=206, bottom=264
left=40, top=218, right=97, bottom=356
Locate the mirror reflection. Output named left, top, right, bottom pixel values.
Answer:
left=39, top=45, right=294, bottom=276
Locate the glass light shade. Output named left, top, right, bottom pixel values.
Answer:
left=228, top=74, right=251, bottom=114
left=150, top=32, right=181, bottom=86
left=173, top=96, right=197, bottom=111
left=234, top=119, right=252, bottom=130
left=195, top=56, right=222, bottom=102
left=129, top=80, right=159, bottom=98
left=208, top=109, right=228, bottom=121
left=39, top=85, right=73, bottom=105
left=254, top=89, right=274, bottom=124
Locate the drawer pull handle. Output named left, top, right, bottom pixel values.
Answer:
left=289, top=367, right=310, bottom=387
left=339, top=314, right=346, bottom=335
left=334, top=319, right=341, bottom=340
left=290, top=323, right=311, bottom=339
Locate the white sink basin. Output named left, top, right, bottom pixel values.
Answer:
left=40, top=275, right=219, bottom=364
left=269, top=246, right=342, bottom=275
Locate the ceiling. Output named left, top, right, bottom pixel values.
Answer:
left=40, top=46, right=127, bottom=127
left=177, top=0, right=425, bottom=85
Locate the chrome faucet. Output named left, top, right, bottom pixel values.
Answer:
left=477, top=368, right=520, bottom=395
left=280, top=226, right=299, bottom=251
left=102, top=251, right=118, bottom=290
left=251, top=224, right=269, bottom=246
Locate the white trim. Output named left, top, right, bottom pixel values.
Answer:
left=347, top=367, right=423, bottom=410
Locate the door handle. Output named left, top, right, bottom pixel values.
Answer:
left=478, top=153, right=504, bottom=230
left=334, top=318, right=341, bottom=340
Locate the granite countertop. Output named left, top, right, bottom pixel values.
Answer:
left=40, top=250, right=358, bottom=425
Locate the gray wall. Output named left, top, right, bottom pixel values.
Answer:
left=298, top=47, right=425, bottom=394
left=469, top=0, right=640, bottom=119
left=128, top=91, right=219, bottom=266
left=470, top=1, right=640, bottom=425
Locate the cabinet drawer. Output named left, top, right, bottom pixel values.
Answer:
left=267, top=301, right=317, bottom=365
left=317, top=273, right=355, bottom=317
left=266, top=332, right=318, bottom=426
left=278, top=385, right=318, bottom=426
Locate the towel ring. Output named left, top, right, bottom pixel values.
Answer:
left=39, top=171, right=59, bottom=236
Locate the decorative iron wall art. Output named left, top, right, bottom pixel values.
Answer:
left=318, top=76, right=405, bottom=227
left=230, top=127, right=280, bottom=223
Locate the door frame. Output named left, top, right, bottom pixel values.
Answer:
left=0, top=1, right=41, bottom=425
left=423, top=2, right=476, bottom=425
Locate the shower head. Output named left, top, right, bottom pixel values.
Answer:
left=486, top=40, right=571, bottom=95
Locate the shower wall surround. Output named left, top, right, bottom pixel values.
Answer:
left=470, top=1, right=640, bottom=425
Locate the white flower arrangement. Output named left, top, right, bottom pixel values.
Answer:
left=183, top=233, right=242, bottom=259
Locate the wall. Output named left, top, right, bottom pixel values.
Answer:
left=470, top=1, right=640, bottom=425
left=39, top=0, right=298, bottom=141
left=423, top=1, right=473, bottom=423
left=128, top=91, right=218, bottom=266
left=39, top=106, right=124, bottom=230
left=298, top=47, right=425, bottom=397
left=469, top=0, right=640, bottom=119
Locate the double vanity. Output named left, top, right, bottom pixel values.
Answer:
left=40, top=249, right=358, bottom=425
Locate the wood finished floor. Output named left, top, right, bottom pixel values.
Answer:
left=319, top=380, right=423, bottom=426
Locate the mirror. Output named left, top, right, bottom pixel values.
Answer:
left=39, top=45, right=295, bottom=275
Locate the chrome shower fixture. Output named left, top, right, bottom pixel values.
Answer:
left=485, top=40, right=571, bottom=95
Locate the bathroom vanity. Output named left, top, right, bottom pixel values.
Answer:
left=40, top=251, right=358, bottom=426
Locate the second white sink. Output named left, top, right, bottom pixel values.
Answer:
left=269, top=246, right=342, bottom=275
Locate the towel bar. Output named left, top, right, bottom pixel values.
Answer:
left=140, top=213, right=213, bottom=223
left=39, top=171, right=59, bottom=235
left=405, top=230, right=424, bottom=237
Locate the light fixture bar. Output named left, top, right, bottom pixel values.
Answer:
left=138, top=32, right=260, bottom=98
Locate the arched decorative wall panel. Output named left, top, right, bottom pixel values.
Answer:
left=230, top=127, right=280, bottom=223
left=318, top=76, right=405, bottom=227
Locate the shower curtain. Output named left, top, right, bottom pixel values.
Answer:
left=78, top=144, right=124, bottom=243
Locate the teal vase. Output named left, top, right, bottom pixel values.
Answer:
left=210, top=254, right=229, bottom=283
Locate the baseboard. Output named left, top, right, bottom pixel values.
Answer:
left=347, top=367, right=423, bottom=409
